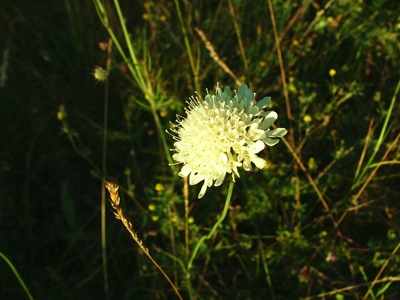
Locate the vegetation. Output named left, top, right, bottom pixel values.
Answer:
left=1, top=0, right=399, bottom=299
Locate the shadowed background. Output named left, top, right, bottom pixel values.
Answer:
left=1, top=0, right=399, bottom=299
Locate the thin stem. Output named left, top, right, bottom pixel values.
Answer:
left=267, top=0, right=294, bottom=148
left=184, top=176, right=190, bottom=259
left=100, top=38, right=112, bottom=299
left=258, top=241, right=276, bottom=300
left=173, top=0, right=199, bottom=91
left=228, top=0, right=248, bottom=79
left=113, top=0, right=148, bottom=93
left=362, top=241, right=400, bottom=300
left=0, top=252, right=34, bottom=300
left=105, top=181, right=183, bottom=300
left=355, top=79, right=400, bottom=184
left=268, top=0, right=301, bottom=220
left=187, top=180, right=235, bottom=271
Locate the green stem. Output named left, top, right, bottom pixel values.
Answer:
left=113, top=0, right=148, bottom=93
left=0, top=252, right=34, bottom=300
left=173, top=0, right=199, bottom=91
left=353, top=79, right=400, bottom=186
left=187, top=180, right=235, bottom=271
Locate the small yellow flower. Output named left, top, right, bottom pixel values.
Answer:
left=151, top=215, right=159, bottom=222
left=288, top=77, right=297, bottom=93
left=329, top=69, right=337, bottom=77
left=307, top=157, right=317, bottom=171
left=148, top=204, right=156, bottom=211
left=259, top=60, right=267, bottom=68
left=160, top=109, right=168, bottom=118
left=57, top=105, right=67, bottom=121
left=188, top=216, right=194, bottom=224
left=155, top=183, right=164, bottom=192
left=303, top=115, right=312, bottom=123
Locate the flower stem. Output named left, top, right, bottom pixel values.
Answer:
left=0, top=252, right=34, bottom=300
left=187, top=180, right=235, bottom=271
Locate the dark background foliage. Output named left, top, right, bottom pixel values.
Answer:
left=1, top=0, right=399, bottom=299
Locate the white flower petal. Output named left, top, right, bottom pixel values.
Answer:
left=248, top=140, right=265, bottom=154
left=189, top=172, right=204, bottom=185
left=198, top=182, right=208, bottom=199
left=214, top=172, right=226, bottom=187
left=180, top=164, right=191, bottom=177
left=170, top=84, right=286, bottom=198
left=243, top=158, right=252, bottom=171
left=251, top=156, right=267, bottom=169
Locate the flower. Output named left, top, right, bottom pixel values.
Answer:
left=329, top=68, right=337, bottom=77
left=303, top=114, right=312, bottom=123
left=155, top=183, right=165, bottom=192
left=170, top=84, right=287, bottom=198
left=92, top=66, right=108, bottom=82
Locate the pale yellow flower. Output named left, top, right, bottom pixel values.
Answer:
left=170, top=84, right=287, bottom=198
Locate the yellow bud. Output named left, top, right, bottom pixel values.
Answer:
left=155, top=183, right=164, bottom=192
left=92, top=66, right=108, bottom=82
left=151, top=215, right=159, bottom=222
left=148, top=204, right=156, bottom=211
left=57, top=105, right=66, bottom=121
left=160, top=109, right=168, bottom=118
left=258, top=60, right=267, bottom=68
left=329, top=69, right=337, bottom=77
left=303, top=115, right=312, bottom=123
left=188, top=216, right=194, bottom=224
left=307, top=157, right=317, bottom=171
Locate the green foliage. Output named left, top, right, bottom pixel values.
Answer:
left=1, top=0, right=399, bottom=299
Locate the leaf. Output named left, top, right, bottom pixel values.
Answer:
left=376, top=281, right=392, bottom=296
left=60, top=181, right=75, bottom=230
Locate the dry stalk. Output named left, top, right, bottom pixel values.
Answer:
left=104, top=180, right=183, bottom=300
left=194, top=27, right=243, bottom=86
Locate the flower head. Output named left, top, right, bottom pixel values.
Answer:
left=92, top=66, right=108, bottom=82
left=170, top=84, right=287, bottom=198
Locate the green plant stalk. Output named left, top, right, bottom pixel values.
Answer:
left=227, top=0, right=249, bottom=78
left=100, top=39, right=112, bottom=299
left=93, top=1, right=121, bottom=54
left=0, top=252, right=34, bottom=300
left=259, top=241, right=276, bottom=300
left=187, top=180, right=235, bottom=271
left=94, top=0, right=173, bottom=167
left=93, top=0, right=148, bottom=95
left=354, top=79, right=400, bottom=186
left=362, top=241, right=400, bottom=300
left=173, top=0, right=199, bottom=91
left=155, top=246, right=187, bottom=275
left=153, top=109, right=174, bottom=166
left=113, top=0, right=149, bottom=95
